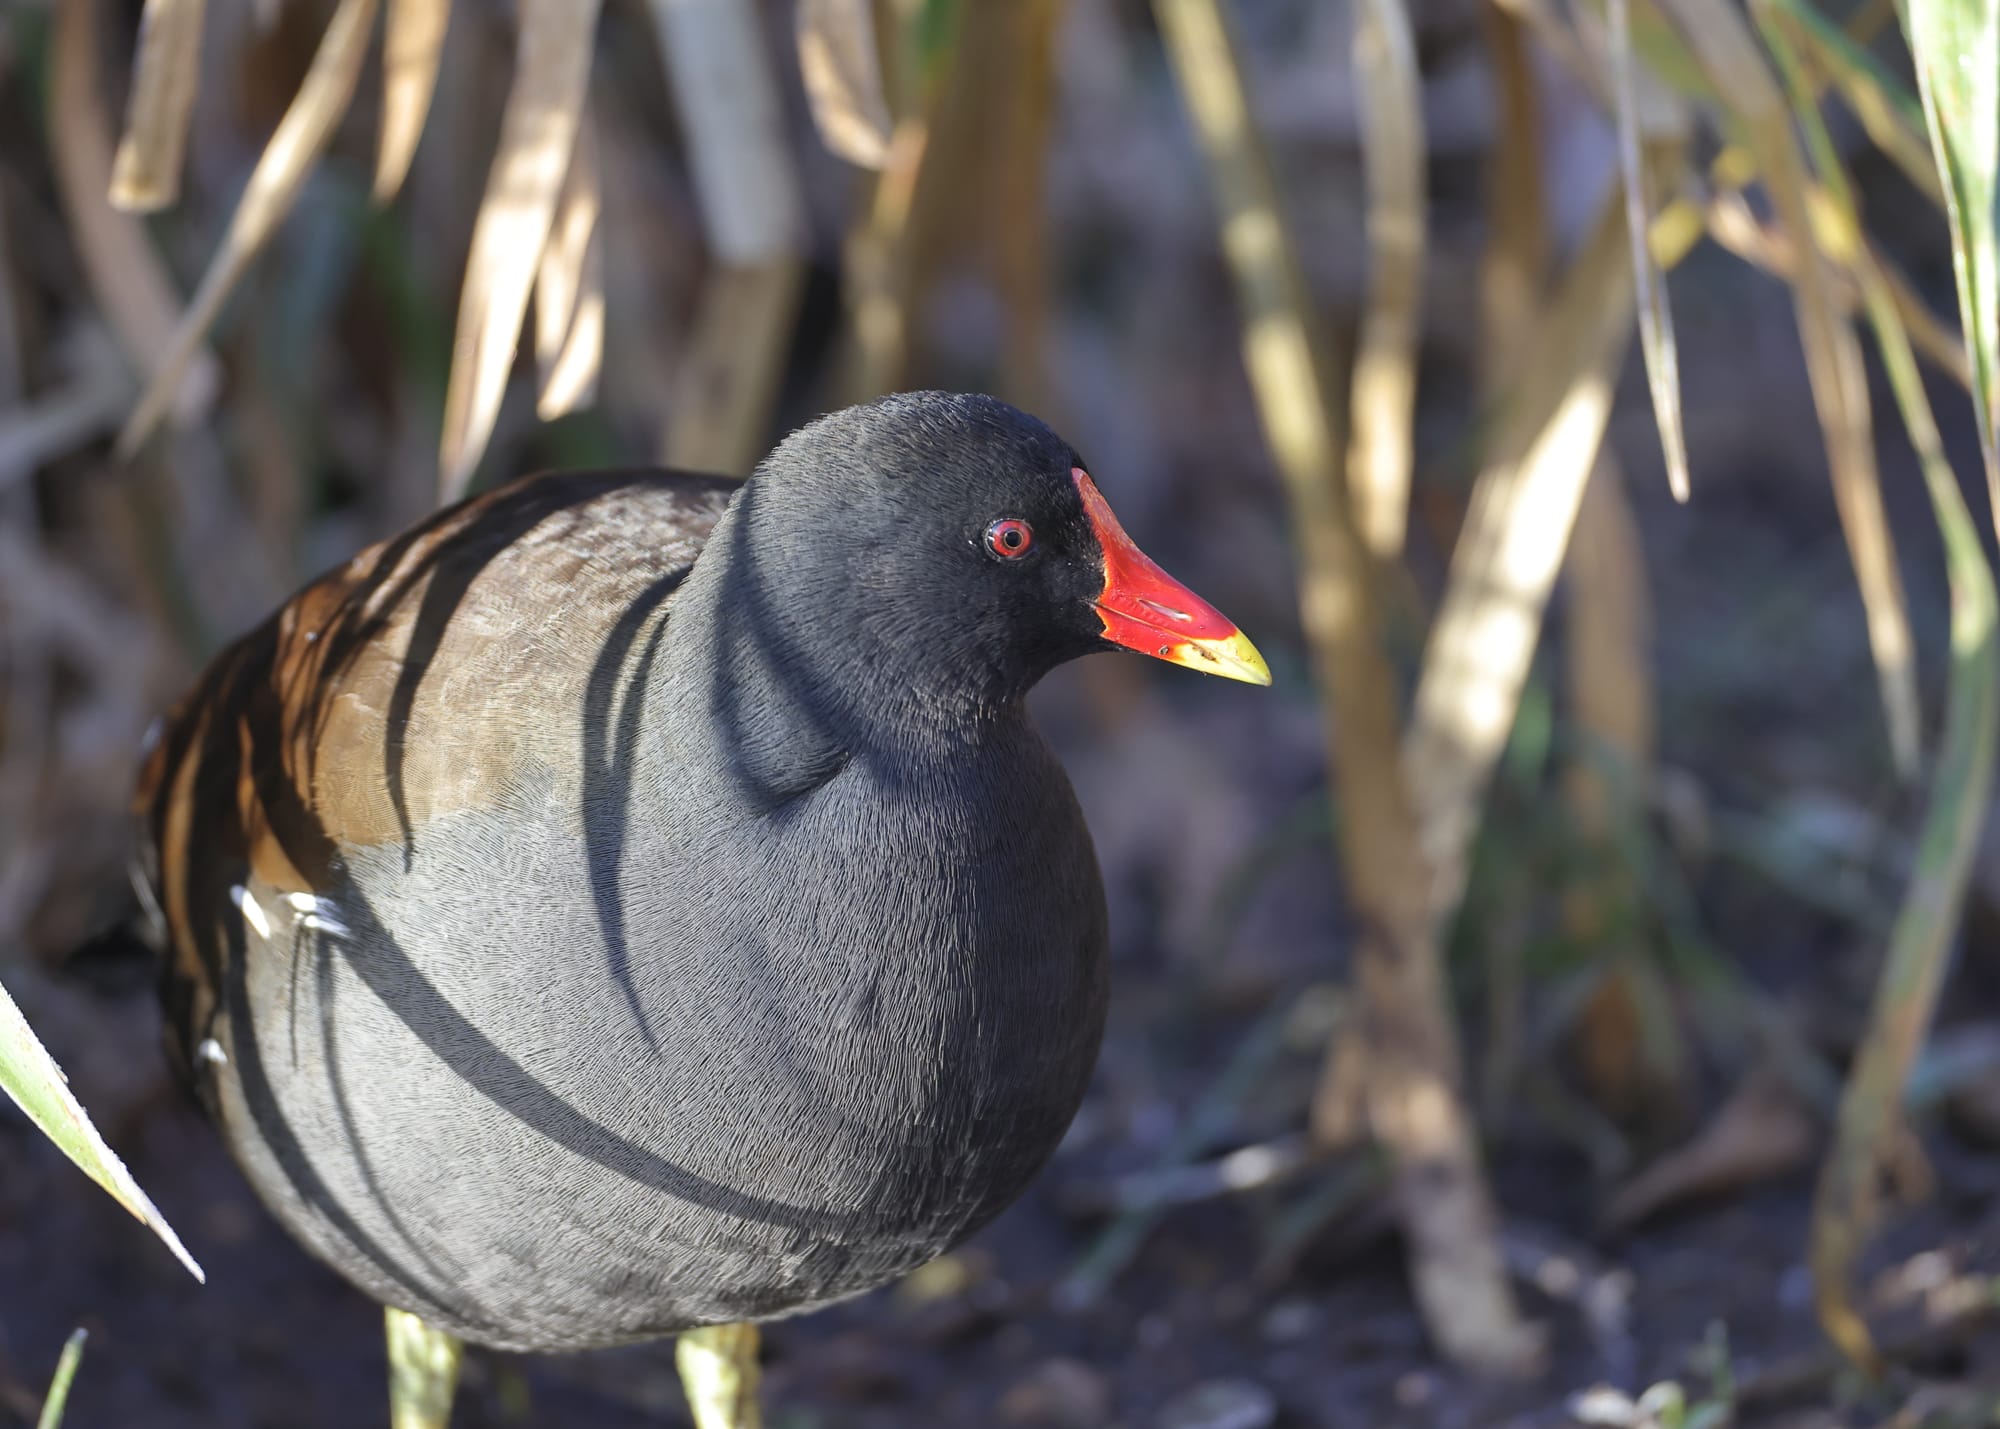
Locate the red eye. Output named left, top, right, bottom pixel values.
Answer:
left=986, top=519, right=1034, bottom=559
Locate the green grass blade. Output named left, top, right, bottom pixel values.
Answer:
left=1762, top=4, right=2000, bottom=1368
left=0, top=980, right=204, bottom=1281
left=1903, top=0, right=2000, bottom=531
left=36, top=1329, right=87, bottom=1429
left=1765, top=0, right=1943, bottom=204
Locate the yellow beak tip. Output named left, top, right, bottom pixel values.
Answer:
left=1169, top=631, right=1272, bottom=686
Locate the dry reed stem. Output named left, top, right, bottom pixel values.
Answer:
left=108, top=0, right=205, bottom=212
left=1818, top=250, right=1997, bottom=1369
left=869, top=0, right=1061, bottom=410
left=438, top=0, right=601, bottom=498
left=1153, top=0, right=1537, bottom=1374
left=1477, top=2, right=1548, bottom=392
left=49, top=0, right=218, bottom=426
left=1347, top=0, right=1425, bottom=558
left=652, top=0, right=809, bottom=473
left=988, top=0, right=1063, bottom=412
left=663, top=262, right=805, bottom=476
left=1767, top=0, right=1943, bottom=208
left=1608, top=0, right=1690, bottom=504
left=648, top=0, right=808, bottom=266
left=376, top=0, right=453, bottom=201
left=1760, top=11, right=2000, bottom=1370
left=1565, top=466, right=1656, bottom=827
left=1564, top=452, right=1663, bottom=1112
left=535, top=117, right=604, bottom=421
left=119, top=0, right=381, bottom=459
left=1658, top=0, right=1919, bottom=781
left=796, top=0, right=894, bottom=169
left=842, top=118, right=930, bottom=404
left=1405, top=188, right=1641, bottom=931
left=1702, top=190, right=1971, bottom=389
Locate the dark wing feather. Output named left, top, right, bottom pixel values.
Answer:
left=135, top=468, right=738, bottom=1093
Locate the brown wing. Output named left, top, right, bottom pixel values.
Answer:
left=135, top=467, right=738, bottom=1093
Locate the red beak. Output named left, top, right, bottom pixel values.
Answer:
left=1074, top=469, right=1271, bottom=685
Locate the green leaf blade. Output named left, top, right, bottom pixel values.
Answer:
left=0, top=979, right=204, bottom=1282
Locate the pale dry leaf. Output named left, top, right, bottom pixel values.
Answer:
left=796, top=0, right=892, bottom=168
left=376, top=0, right=452, bottom=201
left=118, top=0, right=380, bottom=456
left=50, top=0, right=218, bottom=425
left=438, top=0, right=603, bottom=498
left=534, top=117, right=603, bottom=420
left=109, top=0, right=207, bottom=212
left=1603, top=1068, right=1815, bottom=1232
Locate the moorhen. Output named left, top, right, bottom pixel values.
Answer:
left=130, top=392, right=1268, bottom=1427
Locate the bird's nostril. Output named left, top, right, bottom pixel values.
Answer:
left=1139, top=598, right=1193, bottom=623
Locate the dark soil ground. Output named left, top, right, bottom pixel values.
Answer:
left=9, top=946, right=2000, bottom=1429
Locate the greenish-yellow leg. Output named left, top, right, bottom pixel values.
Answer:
left=676, top=1322, right=762, bottom=1429
left=385, top=1307, right=463, bottom=1429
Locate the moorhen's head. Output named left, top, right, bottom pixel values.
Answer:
left=715, top=391, right=1268, bottom=742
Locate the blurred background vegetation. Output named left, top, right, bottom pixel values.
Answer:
left=3, top=0, right=2000, bottom=1424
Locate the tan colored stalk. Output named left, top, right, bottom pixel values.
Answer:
left=1655, top=0, right=1919, bottom=780
left=1757, top=7, right=2000, bottom=1368
left=438, top=0, right=602, bottom=497
left=48, top=0, right=218, bottom=426
left=651, top=0, right=808, bottom=474
left=1152, top=0, right=1537, bottom=1374
left=1404, top=190, right=1648, bottom=927
left=796, top=0, right=894, bottom=169
left=1347, top=0, right=1426, bottom=558
left=534, top=118, right=604, bottom=421
left=120, top=0, right=382, bottom=458
left=108, top=0, right=206, bottom=211
left=375, top=0, right=453, bottom=200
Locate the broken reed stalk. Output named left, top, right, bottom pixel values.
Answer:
left=1151, top=0, right=1537, bottom=1374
